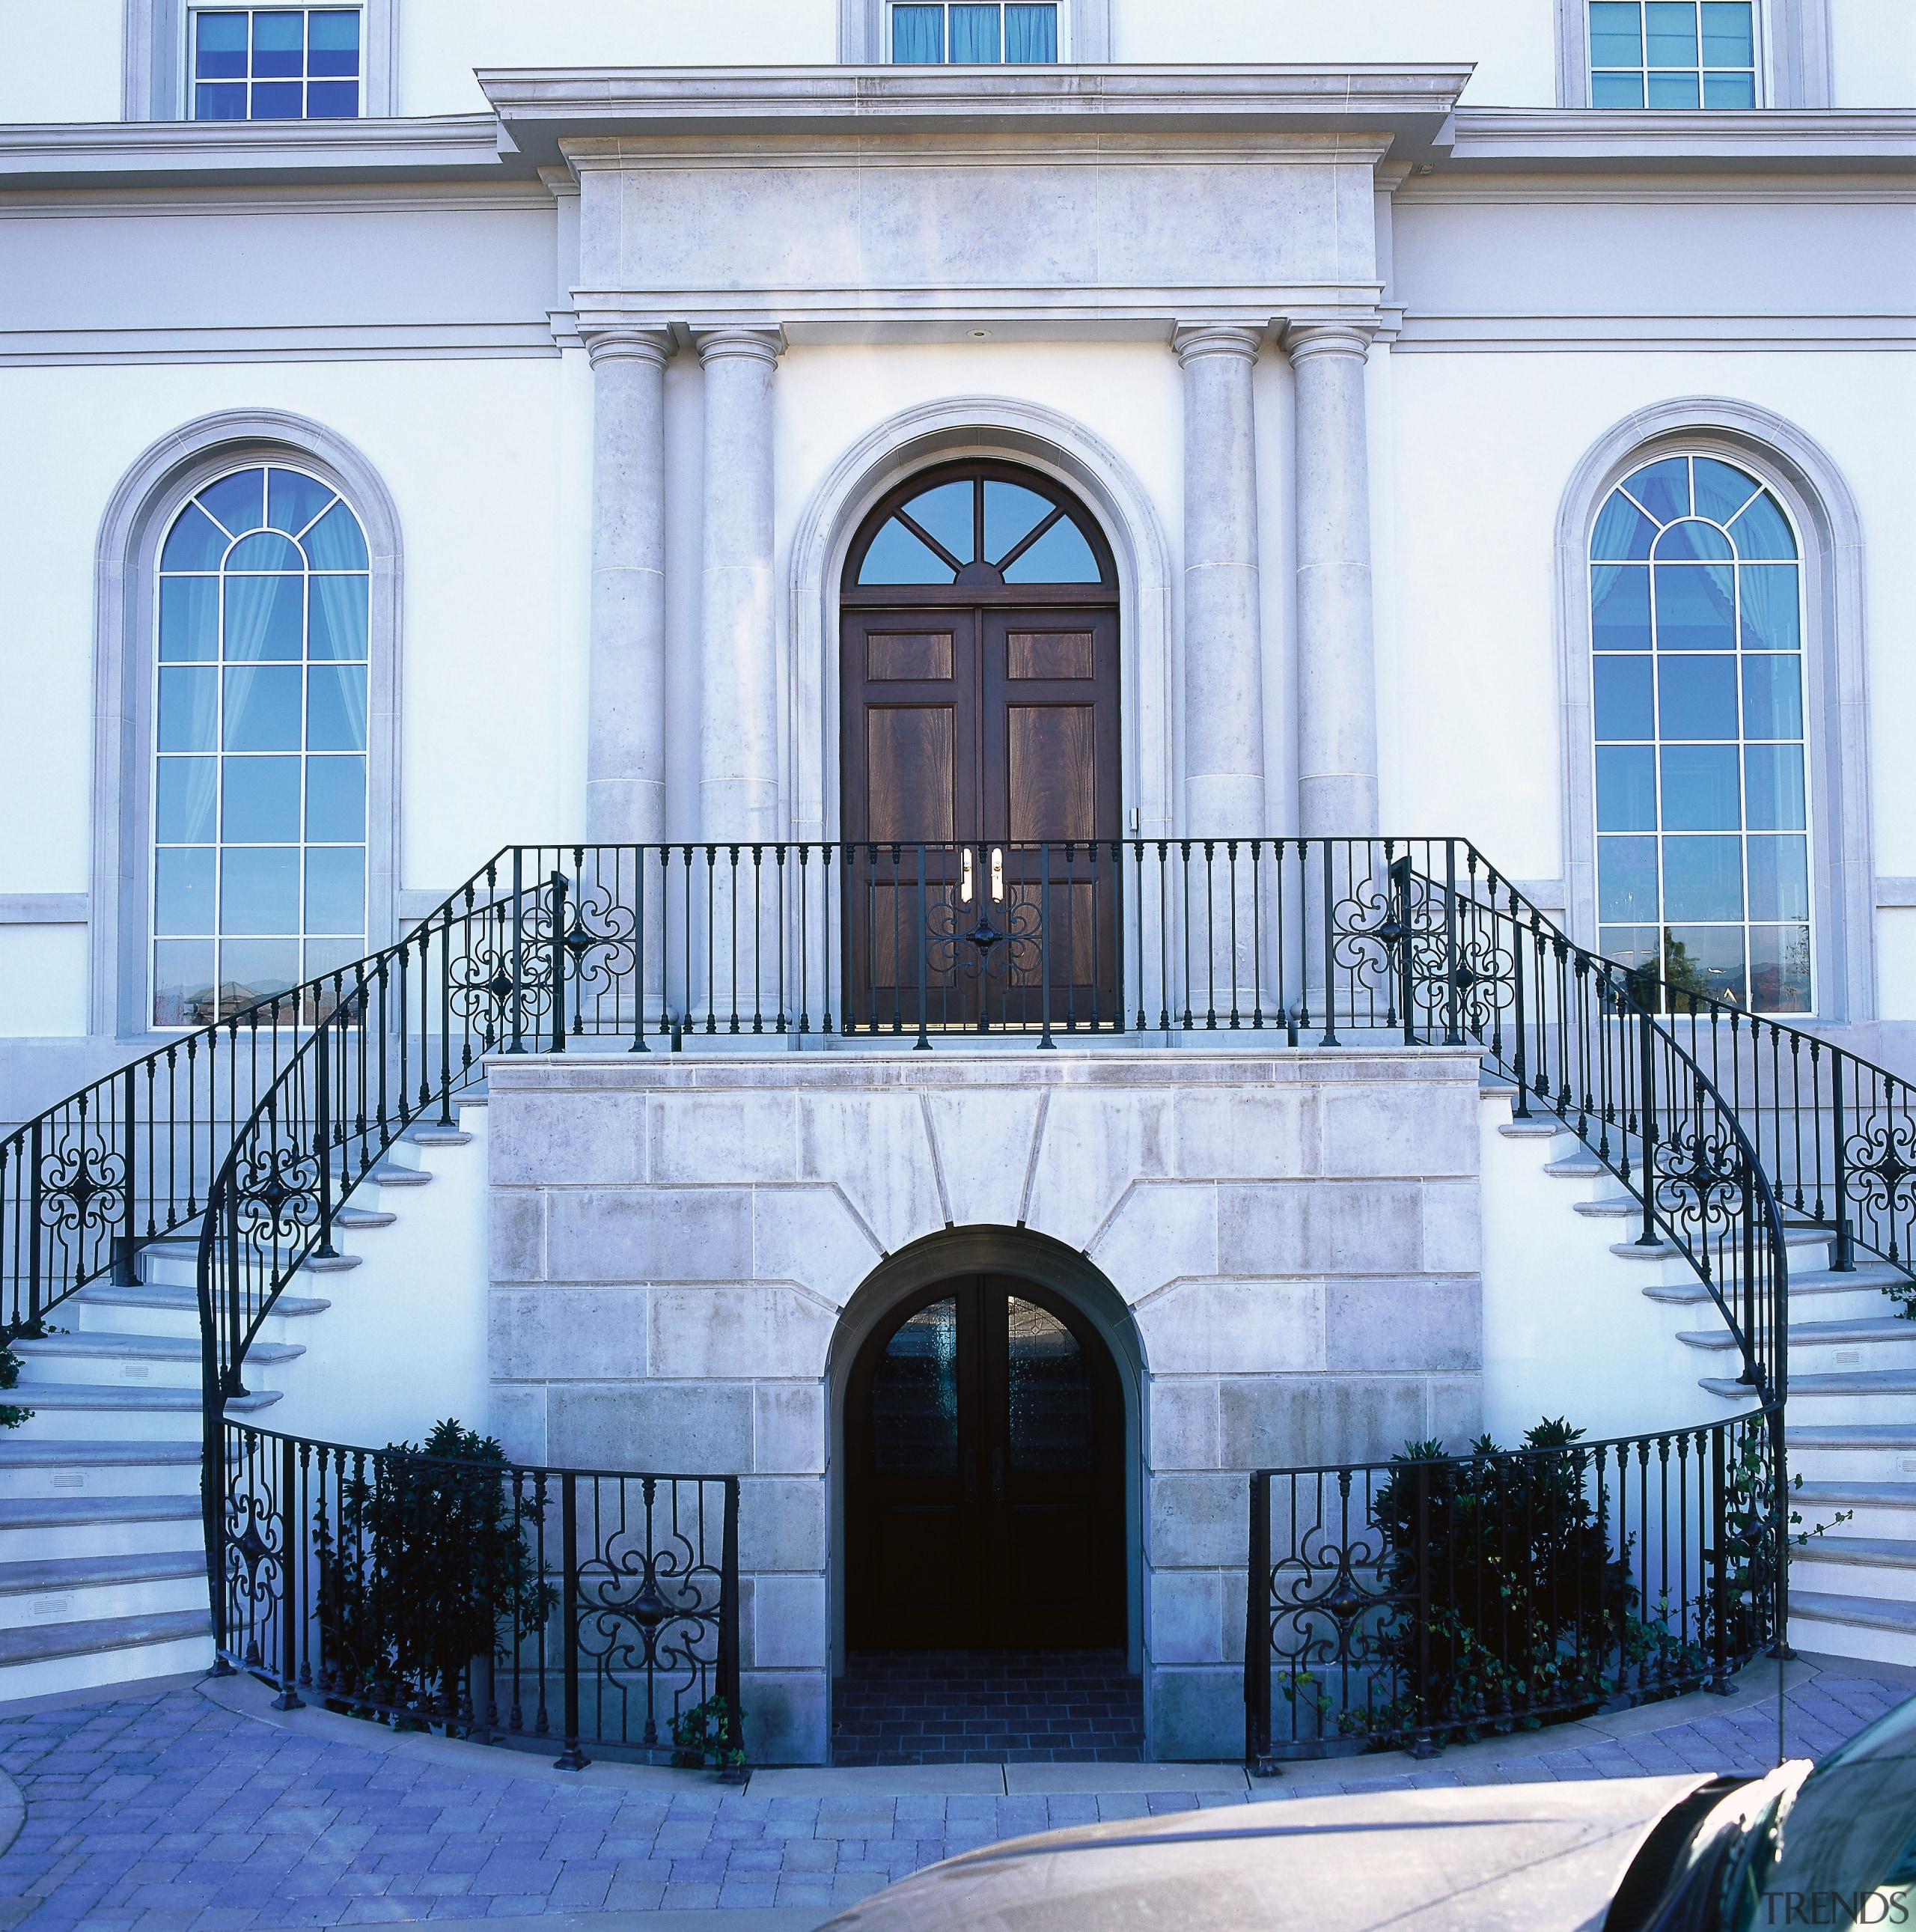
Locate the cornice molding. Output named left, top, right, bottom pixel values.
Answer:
left=1445, top=106, right=1916, bottom=172
left=0, top=114, right=511, bottom=189
left=482, top=65, right=1467, bottom=167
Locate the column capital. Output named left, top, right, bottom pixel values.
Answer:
left=582, top=324, right=674, bottom=371
left=1281, top=319, right=1379, bottom=366
left=1171, top=323, right=1265, bottom=368
left=693, top=326, right=785, bottom=369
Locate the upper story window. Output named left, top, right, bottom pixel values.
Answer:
left=1589, top=2, right=1758, bottom=108
left=1590, top=454, right=1808, bottom=1013
left=153, top=466, right=370, bottom=1026
left=891, top=4, right=1059, bottom=64
left=192, top=7, right=361, bottom=120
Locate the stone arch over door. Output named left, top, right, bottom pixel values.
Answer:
left=787, top=397, right=1176, bottom=852
left=826, top=1227, right=1146, bottom=1677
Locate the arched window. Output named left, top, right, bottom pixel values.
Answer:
left=150, top=464, right=370, bottom=1025
left=852, top=469, right=1107, bottom=588
left=1590, top=453, right=1808, bottom=1011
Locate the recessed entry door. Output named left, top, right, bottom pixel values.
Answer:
left=840, top=463, right=1120, bottom=1031
left=846, top=1277, right=1126, bottom=1652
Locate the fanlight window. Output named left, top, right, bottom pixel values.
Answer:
left=855, top=474, right=1105, bottom=587
left=152, top=465, right=370, bottom=1026
left=1590, top=453, right=1808, bottom=1011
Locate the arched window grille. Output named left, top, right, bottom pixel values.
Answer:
left=150, top=464, right=370, bottom=1026
left=851, top=469, right=1107, bottom=588
left=1590, top=453, right=1809, bottom=1011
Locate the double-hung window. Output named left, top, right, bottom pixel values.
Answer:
left=891, top=4, right=1060, bottom=64
left=192, top=7, right=361, bottom=120
left=1589, top=2, right=1758, bottom=108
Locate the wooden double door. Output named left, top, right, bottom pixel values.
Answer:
left=846, top=1279, right=1125, bottom=1651
left=840, top=463, right=1122, bottom=1031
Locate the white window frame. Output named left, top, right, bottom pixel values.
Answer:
left=182, top=4, right=367, bottom=124
left=1557, top=0, right=1831, bottom=109
left=1585, top=0, right=1766, bottom=111
left=865, top=0, right=1082, bottom=65
left=120, top=0, right=395, bottom=121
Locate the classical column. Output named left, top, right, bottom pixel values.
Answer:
left=583, top=326, right=673, bottom=844
left=1286, top=321, right=1379, bottom=837
left=694, top=327, right=783, bottom=842
left=1173, top=325, right=1266, bottom=836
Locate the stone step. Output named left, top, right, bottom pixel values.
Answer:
left=0, top=1439, right=201, bottom=1500
left=0, top=1490, right=205, bottom=1561
left=1793, top=1480, right=1916, bottom=1541
left=1673, top=1316, right=1916, bottom=1364
left=405, top=1127, right=472, bottom=1148
left=5, top=1384, right=280, bottom=1443
left=335, top=1205, right=396, bottom=1230
left=1786, top=1422, right=1916, bottom=1484
left=1790, top=1590, right=1916, bottom=1668
left=1741, top=1370, right=1916, bottom=1422
left=0, top=1609, right=213, bottom=1703
left=72, top=1282, right=329, bottom=1345
left=13, top=1329, right=302, bottom=1390
left=0, top=1550, right=209, bottom=1633
left=1790, top=1537, right=1916, bottom=1603
left=335, top=1163, right=431, bottom=1189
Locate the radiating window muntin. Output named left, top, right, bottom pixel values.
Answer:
left=152, top=465, right=370, bottom=1028
left=191, top=7, right=361, bottom=120
left=1589, top=1, right=1757, bottom=108
left=1591, top=454, right=1810, bottom=1014
left=854, top=472, right=1105, bottom=587
left=891, top=3, right=1059, bottom=64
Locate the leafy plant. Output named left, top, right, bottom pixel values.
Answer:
left=314, top=1419, right=552, bottom=1725
left=0, top=1332, right=31, bottom=1429
left=670, top=1692, right=747, bottom=1773
left=1368, top=1420, right=1643, bottom=1746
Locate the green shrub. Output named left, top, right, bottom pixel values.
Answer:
left=0, top=1329, right=31, bottom=1430
left=315, top=1418, right=552, bottom=1721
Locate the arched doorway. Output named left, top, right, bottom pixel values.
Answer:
left=844, top=1274, right=1126, bottom=1651
left=840, top=460, right=1120, bottom=1031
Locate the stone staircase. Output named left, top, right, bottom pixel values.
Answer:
left=0, top=1124, right=471, bottom=1704
left=1493, top=1087, right=1916, bottom=1667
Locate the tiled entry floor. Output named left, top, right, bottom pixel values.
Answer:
left=829, top=1650, right=1145, bottom=1765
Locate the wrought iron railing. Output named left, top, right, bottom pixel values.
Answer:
left=1243, top=1407, right=1784, bottom=1767
left=216, top=1421, right=741, bottom=1771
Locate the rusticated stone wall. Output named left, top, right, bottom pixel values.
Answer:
left=485, top=1045, right=1484, bottom=1763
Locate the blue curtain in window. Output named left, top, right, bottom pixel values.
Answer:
left=951, top=4, right=1000, bottom=61
left=1005, top=4, right=1057, bottom=61
left=893, top=4, right=945, bottom=62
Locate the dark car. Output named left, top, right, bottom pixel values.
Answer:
left=820, top=1692, right=1916, bottom=1931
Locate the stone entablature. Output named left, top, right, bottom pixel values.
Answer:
left=485, top=1044, right=1484, bottom=1762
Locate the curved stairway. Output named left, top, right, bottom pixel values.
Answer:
left=1488, top=1083, right=1916, bottom=1667
left=0, top=1123, right=470, bottom=1703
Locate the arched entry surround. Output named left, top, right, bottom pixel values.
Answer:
left=787, top=397, right=1176, bottom=852
left=827, top=1227, right=1147, bottom=1678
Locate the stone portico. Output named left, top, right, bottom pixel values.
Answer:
left=483, top=1045, right=1484, bottom=1764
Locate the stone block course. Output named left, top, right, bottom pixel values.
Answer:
left=545, top=1186, right=752, bottom=1282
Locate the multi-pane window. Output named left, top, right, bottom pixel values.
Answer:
left=891, top=4, right=1059, bottom=64
left=192, top=8, right=361, bottom=120
left=152, top=466, right=370, bottom=1027
left=1589, top=2, right=1757, bottom=108
left=1591, top=454, right=1809, bottom=1013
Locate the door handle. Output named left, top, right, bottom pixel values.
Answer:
left=991, top=1447, right=1005, bottom=1503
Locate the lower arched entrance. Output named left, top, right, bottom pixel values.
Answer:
left=845, top=1274, right=1126, bottom=1651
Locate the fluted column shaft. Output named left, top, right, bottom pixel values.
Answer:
left=584, top=327, right=673, bottom=844
left=1287, top=321, right=1379, bottom=837
left=1174, top=325, right=1267, bottom=836
left=695, top=328, right=783, bottom=842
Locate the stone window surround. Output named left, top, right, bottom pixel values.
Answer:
left=1554, top=397, right=1873, bottom=1023
left=838, top=0, right=1109, bottom=63
left=120, top=0, right=397, bottom=121
left=90, top=409, right=403, bottom=1038
left=1553, top=0, right=1831, bottom=109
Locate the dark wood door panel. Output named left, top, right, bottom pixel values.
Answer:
left=846, top=1276, right=1125, bottom=1654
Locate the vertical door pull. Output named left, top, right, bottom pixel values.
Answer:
left=991, top=1447, right=1005, bottom=1502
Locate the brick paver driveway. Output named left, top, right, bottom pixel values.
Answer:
left=0, top=1663, right=1906, bottom=1930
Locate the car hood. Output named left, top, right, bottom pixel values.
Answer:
left=818, top=1773, right=1719, bottom=1932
